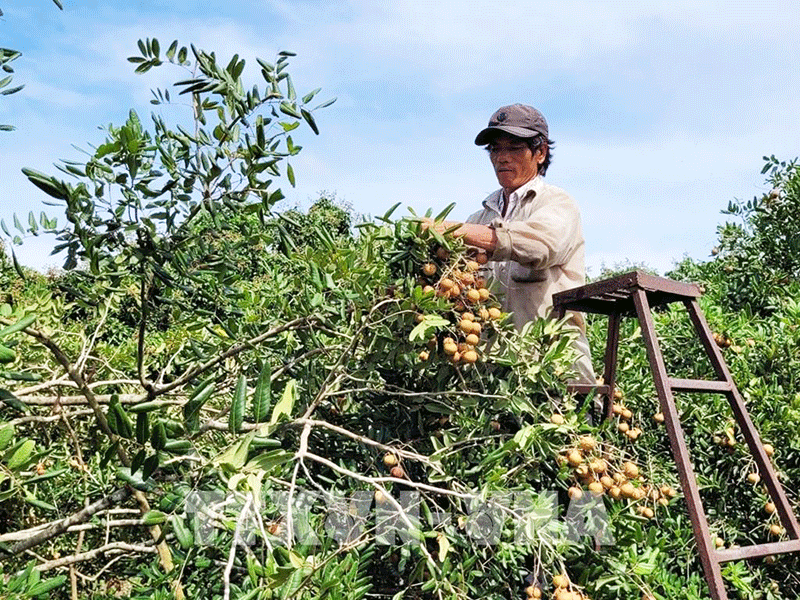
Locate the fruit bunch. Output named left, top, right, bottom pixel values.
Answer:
left=560, top=433, right=678, bottom=520
left=415, top=247, right=504, bottom=366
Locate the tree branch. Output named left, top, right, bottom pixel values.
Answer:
left=35, top=542, right=157, bottom=572
left=7, top=487, right=131, bottom=554
left=154, top=315, right=317, bottom=395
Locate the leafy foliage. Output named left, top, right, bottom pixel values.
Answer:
left=3, top=33, right=800, bottom=600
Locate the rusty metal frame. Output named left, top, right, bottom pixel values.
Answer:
left=552, top=270, right=800, bottom=600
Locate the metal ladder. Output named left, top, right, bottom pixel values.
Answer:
left=552, top=270, right=800, bottom=600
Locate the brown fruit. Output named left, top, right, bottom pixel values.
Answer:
left=613, top=387, right=624, bottom=400
left=588, top=481, right=605, bottom=496
left=578, top=435, right=597, bottom=452
left=374, top=490, right=388, bottom=504
left=620, top=483, right=637, bottom=499
left=653, top=412, right=665, bottom=423
left=621, top=408, right=633, bottom=420
left=443, top=341, right=458, bottom=355
left=612, top=403, right=623, bottom=415
left=450, top=351, right=461, bottom=364
left=449, top=284, right=461, bottom=297
left=439, top=277, right=454, bottom=290
left=460, top=319, right=473, bottom=333
left=461, top=311, right=475, bottom=322
left=383, top=453, right=398, bottom=467
left=600, top=475, right=614, bottom=489
left=747, top=472, right=760, bottom=484
left=769, top=524, right=783, bottom=537
left=390, top=466, right=405, bottom=479
left=568, top=486, right=583, bottom=500
left=550, top=413, right=565, bottom=425
left=715, top=536, right=725, bottom=548
left=465, top=260, right=480, bottom=272
left=552, top=574, right=570, bottom=589
left=462, top=350, right=478, bottom=364
left=459, top=271, right=475, bottom=286
left=589, top=459, right=607, bottom=474
left=465, top=333, right=480, bottom=346
left=479, top=287, right=491, bottom=301
left=763, top=443, right=775, bottom=457
left=469, top=321, right=482, bottom=335
left=567, top=450, right=584, bottom=467
left=488, top=307, right=502, bottom=320
left=422, top=263, right=437, bottom=276
left=476, top=252, right=489, bottom=265
left=478, top=307, right=490, bottom=320
left=623, top=462, right=640, bottom=478
left=422, top=285, right=435, bottom=294
left=418, top=350, right=429, bottom=361
left=466, top=288, right=481, bottom=303
left=617, top=422, right=630, bottom=434
left=765, top=502, right=776, bottom=514
left=626, top=427, right=643, bottom=441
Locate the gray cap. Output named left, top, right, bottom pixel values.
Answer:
left=474, top=104, right=549, bottom=145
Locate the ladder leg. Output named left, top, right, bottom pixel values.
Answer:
left=601, top=312, right=621, bottom=421
left=684, top=300, right=800, bottom=538
left=632, top=290, right=728, bottom=600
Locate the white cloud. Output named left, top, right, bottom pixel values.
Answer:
left=3, top=0, right=799, bottom=281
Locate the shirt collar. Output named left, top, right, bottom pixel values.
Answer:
left=483, top=175, right=541, bottom=216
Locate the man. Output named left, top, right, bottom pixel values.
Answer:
left=427, top=103, right=594, bottom=383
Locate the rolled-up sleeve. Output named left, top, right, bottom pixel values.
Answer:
left=490, top=192, right=581, bottom=269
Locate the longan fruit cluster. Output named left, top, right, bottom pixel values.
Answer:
left=416, top=248, right=504, bottom=366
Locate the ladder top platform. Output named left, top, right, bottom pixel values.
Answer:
left=552, top=270, right=703, bottom=316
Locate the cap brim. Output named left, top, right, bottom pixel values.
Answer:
left=474, top=125, right=540, bottom=146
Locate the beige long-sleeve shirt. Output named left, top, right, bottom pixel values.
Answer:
left=467, top=175, right=595, bottom=382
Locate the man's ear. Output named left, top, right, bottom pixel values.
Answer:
left=536, top=146, right=547, bottom=165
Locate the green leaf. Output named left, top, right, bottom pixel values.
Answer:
left=252, top=360, right=272, bottom=423
left=166, top=40, right=178, bottom=61
left=270, top=380, right=296, bottom=425
left=300, top=108, right=319, bottom=135
left=25, top=574, right=66, bottom=596
left=286, top=163, right=295, bottom=187
left=183, top=380, right=215, bottom=432
left=142, top=453, right=160, bottom=480
left=230, top=373, right=246, bottom=433
left=0, top=422, right=15, bottom=449
left=6, top=439, right=34, bottom=470
left=409, top=315, right=450, bottom=342
left=135, top=412, right=149, bottom=445
left=141, top=510, right=168, bottom=525
left=0, top=343, right=15, bottom=363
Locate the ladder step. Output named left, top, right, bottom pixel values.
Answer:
left=668, top=378, right=732, bottom=393
left=716, top=539, right=800, bottom=563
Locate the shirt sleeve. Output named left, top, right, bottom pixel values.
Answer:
left=490, top=190, right=582, bottom=269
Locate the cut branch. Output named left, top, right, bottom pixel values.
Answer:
left=35, top=542, right=157, bottom=572
left=7, top=487, right=131, bottom=554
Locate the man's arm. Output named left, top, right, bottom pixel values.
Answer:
left=423, top=219, right=497, bottom=253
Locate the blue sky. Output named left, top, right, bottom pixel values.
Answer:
left=2, top=0, right=799, bottom=276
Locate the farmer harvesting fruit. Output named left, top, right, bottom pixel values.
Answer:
left=425, top=103, right=594, bottom=383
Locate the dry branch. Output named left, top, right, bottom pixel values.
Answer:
left=35, top=542, right=157, bottom=572
left=7, top=487, right=131, bottom=554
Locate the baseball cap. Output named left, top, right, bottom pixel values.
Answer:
left=474, top=104, right=549, bottom=145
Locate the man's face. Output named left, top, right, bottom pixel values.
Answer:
left=487, top=133, right=544, bottom=194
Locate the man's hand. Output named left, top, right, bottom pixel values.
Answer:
left=419, top=218, right=497, bottom=253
